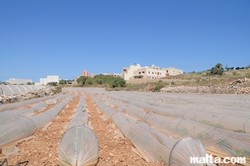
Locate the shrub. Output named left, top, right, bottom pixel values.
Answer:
left=77, top=76, right=88, bottom=86
left=210, top=63, right=224, bottom=75
left=47, top=82, right=58, bottom=86
left=233, top=71, right=237, bottom=76
left=153, top=83, right=164, bottom=92
left=109, top=77, right=126, bottom=88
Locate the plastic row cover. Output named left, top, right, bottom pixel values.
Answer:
left=58, top=126, right=98, bottom=166
left=0, top=101, right=46, bottom=126
left=129, top=95, right=250, bottom=117
left=0, top=117, right=37, bottom=147
left=91, top=94, right=208, bottom=165
left=0, top=95, right=54, bottom=112
left=0, top=85, right=44, bottom=96
left=0, top=96, right=72, bottom=147
left=30, top=96, right=72, bottom=130
left=45, top=94, right=69, bottom=105
left=58, top=94, right=99, bottom=166
left=108, top=93, right=250, bottom=133
left=67, top=94, right=88, bottom=129
left=114, top=91, right=250, bottom=110
left=104, top=96, right=250, bottom=158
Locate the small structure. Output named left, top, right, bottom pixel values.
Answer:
left=82, top=69, right=89, bottom=76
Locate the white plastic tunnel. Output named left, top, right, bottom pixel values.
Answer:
left=58, top=94, right=99, bottom=166
left=91, top=94, right=208, bottom=165
left=103, top=95, right=250, bottom=158
left=0, top=96, right=72, bottom=147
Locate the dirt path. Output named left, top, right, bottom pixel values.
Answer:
left=85, top=93, right=164, bottom=166
left=7, top=94, right=80, bottom=165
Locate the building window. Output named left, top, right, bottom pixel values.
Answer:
left=139, top=72, right=141, bottom=74
left=152, top=72, right=154, bottom=74
left=148, top=71, right=150, bottom=74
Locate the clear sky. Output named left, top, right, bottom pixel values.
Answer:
left=1, top=0, right=250, bottom=82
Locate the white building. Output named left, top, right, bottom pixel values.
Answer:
left=40, top=75, right=60, bottom=85
left=6, top=78, right=32, bottom=85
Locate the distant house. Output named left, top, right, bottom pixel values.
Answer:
left=161, top=67, right=184, bottom=76
left=121, top=64, right=183, bottom=81
left=133, top=65, right=166, bottom=79
left=6, top=78, right=32, bottom=85
left=121, top=63, right=142, bottom=81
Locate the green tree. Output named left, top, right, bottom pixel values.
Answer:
left=210, top=63, right=224, bottom=75
left=47, top=82, right=58, bottom=86
left=86, top=77, right=94, bottom=85
left=77, top=76, right=88, bottom=86
left=215, top=63, right=223, bottom=69
left=109, top=77, right=126, bottom=88
left=59, top=80, right=67, bottom=85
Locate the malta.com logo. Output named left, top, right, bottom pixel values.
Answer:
left=190, top=154, right=246, bottom=165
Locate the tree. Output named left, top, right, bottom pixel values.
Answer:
left=59, top=80, right=67, bottom=85
left=47, top=82, right=58, bottom=86
left=27, top=82, right=32, bottom=85
left=210, top=63, right=224, bottom=75
left=109, top=77, right=126, bottom=88
left=86, top=77, right=94, bottom=85
left=215, top=63, right=223, bottom=70
left=77, top=76, right=88, bottom=86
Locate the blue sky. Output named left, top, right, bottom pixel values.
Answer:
left=1, top=0, right=249, bottom=82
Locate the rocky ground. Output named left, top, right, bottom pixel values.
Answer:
left=161, top=78, right=250, bottom=94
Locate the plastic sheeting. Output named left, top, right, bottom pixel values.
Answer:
left=58, top=94, right=99, bottom=166
left=0, top=85, right=44, bottom=96
left=0, top=101, right=46, bottom=126
left=0, top=96, right=72, bottom=147
left=45, top=94, right=69, bottom=105
left=58, top=126, right=99, bottom=166
left=30, top=96, right=72, bottom=130
left=0, top=117, right=37, bottom=147
left=107, top=93, right=250, bottom=133
left=91, top=94, right=208, bottom=165
left=104, top=97, right=250, bottom=158
left=67, top=95, right=88, bottom=129
left=0, top=95, right=54, bottom=112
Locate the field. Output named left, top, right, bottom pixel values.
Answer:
left=0, top=88, right=249, bottom=166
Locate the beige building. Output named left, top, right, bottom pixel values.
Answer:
left=121, top=63, right=142, bottom=81
left=121, top=64, right=183, bottom=81
left=162, top=67, right=184, bottom=76
left=134, top=65, right=166, bottom=79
